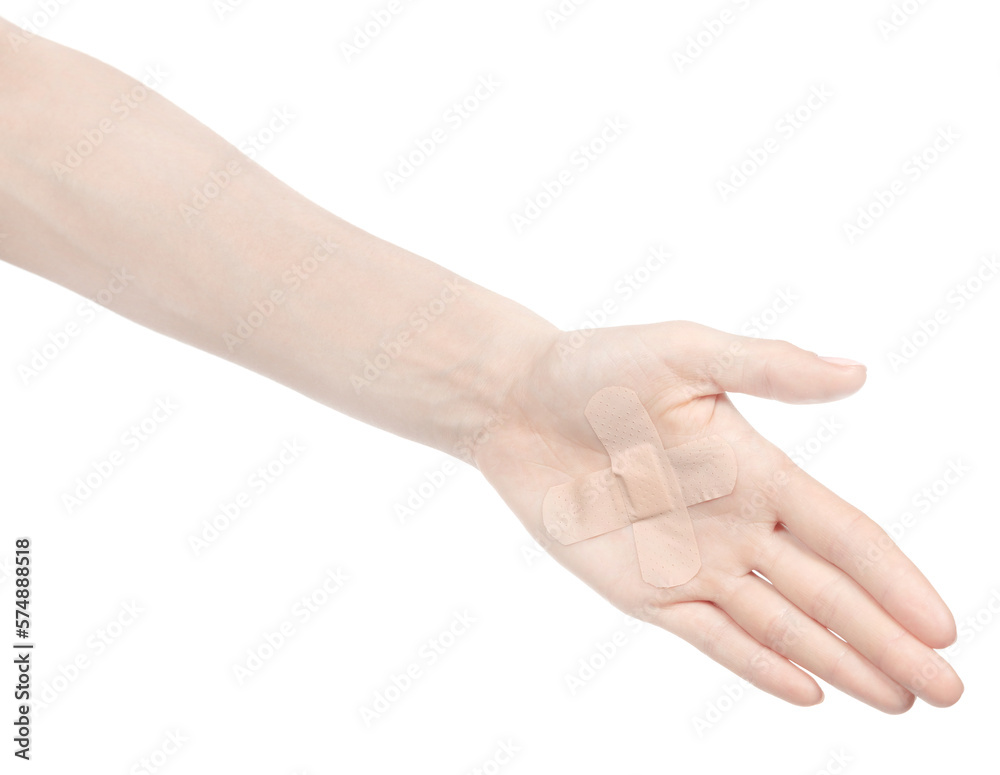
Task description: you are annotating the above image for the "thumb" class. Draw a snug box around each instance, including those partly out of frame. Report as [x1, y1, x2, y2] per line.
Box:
[651, 322, 867, 404]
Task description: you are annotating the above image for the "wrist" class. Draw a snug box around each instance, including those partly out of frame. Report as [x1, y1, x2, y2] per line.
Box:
[443, 291, 559, 467]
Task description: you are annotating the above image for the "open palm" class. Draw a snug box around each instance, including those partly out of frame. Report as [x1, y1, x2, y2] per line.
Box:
[473, 321, 962, 712]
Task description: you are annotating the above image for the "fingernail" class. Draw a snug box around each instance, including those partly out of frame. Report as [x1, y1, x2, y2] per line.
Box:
[819, 356, 865, 367]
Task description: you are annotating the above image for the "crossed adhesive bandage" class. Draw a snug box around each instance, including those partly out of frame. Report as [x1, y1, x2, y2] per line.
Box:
[542, 386, 738, 588]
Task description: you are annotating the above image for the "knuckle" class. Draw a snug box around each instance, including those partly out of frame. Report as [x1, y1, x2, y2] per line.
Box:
[810, 573, 848, 624]
[762, 606, 804, 654]
[744, 644, 779, 686]
[697, 617, 730, 662]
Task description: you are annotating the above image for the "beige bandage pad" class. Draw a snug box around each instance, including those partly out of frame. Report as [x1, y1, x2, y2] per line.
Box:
[542, 387, 737, 588]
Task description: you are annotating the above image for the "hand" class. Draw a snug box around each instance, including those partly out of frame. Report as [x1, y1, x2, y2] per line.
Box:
[473, 321, 962, 712]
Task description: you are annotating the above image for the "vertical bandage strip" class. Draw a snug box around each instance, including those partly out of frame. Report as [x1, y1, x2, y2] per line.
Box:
[542, 386, 737, 588]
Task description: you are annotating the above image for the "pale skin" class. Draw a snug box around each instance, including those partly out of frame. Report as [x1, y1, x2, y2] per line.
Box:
[0, 18, 962, 712]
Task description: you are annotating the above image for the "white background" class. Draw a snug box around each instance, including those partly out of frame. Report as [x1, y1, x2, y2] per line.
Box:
[1, 0, 998, 772]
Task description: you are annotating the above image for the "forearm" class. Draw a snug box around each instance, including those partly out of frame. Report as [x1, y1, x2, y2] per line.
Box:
[0, 21, 556, 458]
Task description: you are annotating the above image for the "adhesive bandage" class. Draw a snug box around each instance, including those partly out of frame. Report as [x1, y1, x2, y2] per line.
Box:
[542, 386, 738, 588]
